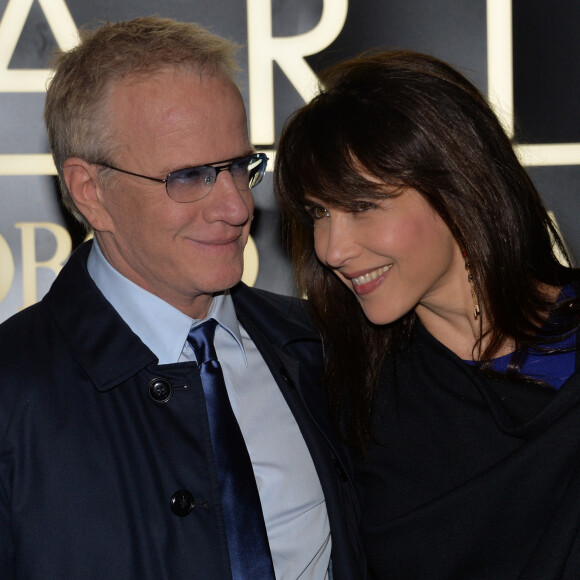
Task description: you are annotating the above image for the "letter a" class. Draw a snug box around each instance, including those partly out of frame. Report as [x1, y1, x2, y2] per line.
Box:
[0, 0, 78, 92]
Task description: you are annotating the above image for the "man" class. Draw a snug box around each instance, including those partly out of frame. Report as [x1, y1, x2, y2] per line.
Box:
[0, 17, 363, 579]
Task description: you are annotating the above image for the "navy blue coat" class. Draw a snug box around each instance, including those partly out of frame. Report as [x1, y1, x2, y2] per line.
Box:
[0, 242, 364, 579]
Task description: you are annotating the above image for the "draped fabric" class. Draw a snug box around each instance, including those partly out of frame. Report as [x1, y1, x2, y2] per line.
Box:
[357, 320, 580, 579]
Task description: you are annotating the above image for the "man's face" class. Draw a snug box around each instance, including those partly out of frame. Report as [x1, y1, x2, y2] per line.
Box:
[93, 69, 254, 318]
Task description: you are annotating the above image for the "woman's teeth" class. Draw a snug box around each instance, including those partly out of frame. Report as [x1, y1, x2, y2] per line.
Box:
[351, 265, 392, 286]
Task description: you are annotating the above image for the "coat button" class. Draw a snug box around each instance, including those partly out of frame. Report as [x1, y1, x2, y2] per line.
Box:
[279, 367, 295, 388]
[334, 458, 348, 482]
[170, 490, 195, 516]
[149, 378, 172, 403]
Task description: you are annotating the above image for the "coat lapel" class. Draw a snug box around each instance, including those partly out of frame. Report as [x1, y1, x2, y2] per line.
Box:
[231, 283, 348, 463]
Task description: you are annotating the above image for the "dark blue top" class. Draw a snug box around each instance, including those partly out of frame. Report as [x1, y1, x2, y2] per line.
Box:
[474, 285, 577, 389]
[489, 331, 576, 389]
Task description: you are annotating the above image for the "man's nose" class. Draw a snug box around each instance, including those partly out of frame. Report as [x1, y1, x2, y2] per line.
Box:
[203, 171, 253, 225]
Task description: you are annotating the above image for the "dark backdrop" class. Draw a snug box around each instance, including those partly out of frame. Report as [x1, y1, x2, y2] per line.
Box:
[0, 0, 578, 321]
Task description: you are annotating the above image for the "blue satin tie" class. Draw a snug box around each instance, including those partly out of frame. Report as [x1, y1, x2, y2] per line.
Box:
[188, 319, 275, 579]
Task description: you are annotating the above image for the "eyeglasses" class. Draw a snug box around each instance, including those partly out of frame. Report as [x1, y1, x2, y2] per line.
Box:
[97, 152, 268, 203]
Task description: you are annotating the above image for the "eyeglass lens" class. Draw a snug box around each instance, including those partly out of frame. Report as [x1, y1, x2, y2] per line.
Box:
[167, 154, 267, 202]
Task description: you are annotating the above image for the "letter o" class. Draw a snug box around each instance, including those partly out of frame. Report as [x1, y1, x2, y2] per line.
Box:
[0, 235, 15, 303]
[242, 234, 259, 287]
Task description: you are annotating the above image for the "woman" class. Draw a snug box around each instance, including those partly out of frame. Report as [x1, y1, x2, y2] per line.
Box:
[274, 50, 580, 579]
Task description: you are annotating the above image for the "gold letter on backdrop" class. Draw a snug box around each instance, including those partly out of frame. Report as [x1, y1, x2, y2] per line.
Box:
[247, 0, 348, 144]
[15, 222, 71, 308]
[0, 0, 77, 92]
[0, 235, 15, 304]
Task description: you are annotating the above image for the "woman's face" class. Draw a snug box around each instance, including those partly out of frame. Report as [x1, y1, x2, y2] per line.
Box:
[305, 182, 467, 326]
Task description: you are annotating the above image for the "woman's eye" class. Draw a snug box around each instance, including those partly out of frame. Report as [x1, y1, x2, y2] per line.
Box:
[306, 206, 329, 219]
[354, 201, 377, 213]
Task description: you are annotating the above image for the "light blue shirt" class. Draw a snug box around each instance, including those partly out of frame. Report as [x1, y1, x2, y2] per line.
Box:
[87, 240, 331, 579]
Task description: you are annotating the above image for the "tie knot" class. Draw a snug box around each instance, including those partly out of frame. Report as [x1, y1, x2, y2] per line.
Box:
[187, 318, 218, 365]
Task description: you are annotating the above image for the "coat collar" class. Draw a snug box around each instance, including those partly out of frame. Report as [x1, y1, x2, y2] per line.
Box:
[230, 282, 319, 347]
[43, 241, 159, 391]
[42, 241, 319, 392]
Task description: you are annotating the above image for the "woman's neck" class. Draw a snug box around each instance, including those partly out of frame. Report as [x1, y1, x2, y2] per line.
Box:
[415, 283, 562, 361]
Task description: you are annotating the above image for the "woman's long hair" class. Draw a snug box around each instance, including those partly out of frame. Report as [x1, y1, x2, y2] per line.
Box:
[274, 50, 580, 453]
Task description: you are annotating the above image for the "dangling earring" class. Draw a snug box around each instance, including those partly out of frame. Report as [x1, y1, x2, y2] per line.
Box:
[462, 249, 480, 320]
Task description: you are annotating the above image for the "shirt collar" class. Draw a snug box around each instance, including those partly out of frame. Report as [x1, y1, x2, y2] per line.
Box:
[198, 289, 247, 365]
[87, 239, 245, 365]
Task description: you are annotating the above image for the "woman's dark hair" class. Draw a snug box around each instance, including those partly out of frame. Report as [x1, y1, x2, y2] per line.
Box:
[274, 50, 580, 453]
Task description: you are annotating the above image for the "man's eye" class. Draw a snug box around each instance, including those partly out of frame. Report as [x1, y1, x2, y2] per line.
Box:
[306, 206, 329, 219]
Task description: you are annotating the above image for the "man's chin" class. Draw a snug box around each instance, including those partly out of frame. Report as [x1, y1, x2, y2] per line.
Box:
[205, 267, 245, 294]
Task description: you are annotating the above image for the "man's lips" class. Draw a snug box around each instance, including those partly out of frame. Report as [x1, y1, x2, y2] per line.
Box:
[185, 235, 245, 256]
[200, 238, 239, 245]
[190, 234, 242, 246]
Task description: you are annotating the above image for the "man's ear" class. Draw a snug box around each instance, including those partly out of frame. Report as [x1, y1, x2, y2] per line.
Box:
[62, 158, 113, 232]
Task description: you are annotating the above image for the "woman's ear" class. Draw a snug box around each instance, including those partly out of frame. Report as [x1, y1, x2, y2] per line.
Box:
[62, 158, 114, 232]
